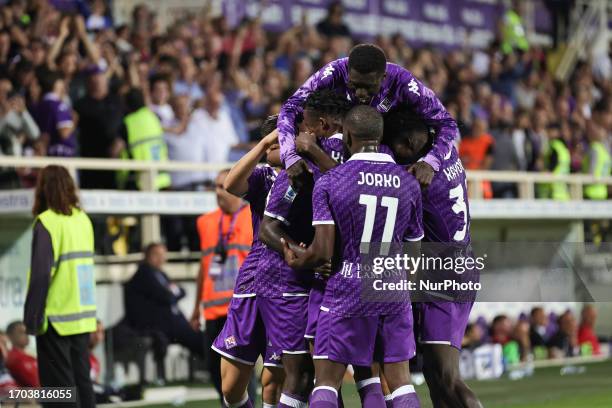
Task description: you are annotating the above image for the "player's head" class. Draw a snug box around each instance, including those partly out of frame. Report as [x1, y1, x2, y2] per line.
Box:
[384, 109, 433, 165]
[6, 321, 28, 349]
[348, 44, 387, 104]
[261, 114, 281, 167]
[342, 105, 383, 154]
[303, 89, 352, 138]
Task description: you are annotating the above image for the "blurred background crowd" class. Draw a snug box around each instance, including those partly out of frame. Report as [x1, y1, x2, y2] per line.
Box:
[0, 0, 609, 196]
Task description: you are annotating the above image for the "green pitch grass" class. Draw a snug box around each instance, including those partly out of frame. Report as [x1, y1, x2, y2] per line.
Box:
[147, 360, 612, 408]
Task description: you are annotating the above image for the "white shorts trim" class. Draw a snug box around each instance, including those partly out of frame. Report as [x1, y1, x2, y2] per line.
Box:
[420, 340, 452, 345]
[312, 355, 329, 359]
[211, 345, 255, 366]
[232, 293, 256, 298]
[282, 292, 309, 297]
[312, 220, 335, 225]
[304, 334, 314, 339]
[282, 349, 310, 354]
[263, 362, 283, 368]
[404, 234, 424, 242]
[320, 306, 330, 312]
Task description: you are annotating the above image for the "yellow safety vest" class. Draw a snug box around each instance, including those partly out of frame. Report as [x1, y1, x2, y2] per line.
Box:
[31, 208, 97, 336]
[119, 107, 171, 190]
[539, 139, 571, 200]
[502, 10, 529, 54]
[583, 141, 611, 200]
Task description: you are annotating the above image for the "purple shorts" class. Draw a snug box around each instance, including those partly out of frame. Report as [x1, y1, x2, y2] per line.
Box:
[414, 301, 473, 350]
[313, 307, 416, 366]
[212, 296, 283, 367]
[257, 295, 309, 355]
[304, 279, 326, 340]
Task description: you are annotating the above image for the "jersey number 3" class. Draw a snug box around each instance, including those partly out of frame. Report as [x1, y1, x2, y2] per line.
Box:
[449, 184, 467, 241]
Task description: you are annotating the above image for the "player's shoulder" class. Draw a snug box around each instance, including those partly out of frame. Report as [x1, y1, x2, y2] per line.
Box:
[386, 62, 413, 79]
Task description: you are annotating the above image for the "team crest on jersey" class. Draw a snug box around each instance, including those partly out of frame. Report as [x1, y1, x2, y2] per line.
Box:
[377, 97, 392, 112]
[283, 186, 297, 203]
[408, 79, 420, 96]
[321, 65, 335, 79]
[224, 336, 237, 349]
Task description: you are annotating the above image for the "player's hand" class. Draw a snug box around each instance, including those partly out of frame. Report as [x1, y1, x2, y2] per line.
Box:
[262, 129, 279, 147]
[281, 238, 299, 267]
[287, 158, 312, 190]
[408, 161, 434, 187]
[295, 131, 317, 155]
[314, 261, 332, 279]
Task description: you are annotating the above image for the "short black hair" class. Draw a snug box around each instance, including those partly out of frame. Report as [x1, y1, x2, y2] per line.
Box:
[125, 88, 145, 112]
[38, 69, 61, 94]
[304, 89, 352, 118]
[144, 242, 164, 258]
[383, 108, 432, 150]
[260, 114, 278, 138]
[344, 105, 383, 141]
[149, 73, 171, 88]
[6, 321, 22, 336]
[348, 44, 387, 75]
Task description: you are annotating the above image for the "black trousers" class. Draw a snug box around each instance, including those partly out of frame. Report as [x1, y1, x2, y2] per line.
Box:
[37, 324, 95, 408]
[205, 316, 227, 400]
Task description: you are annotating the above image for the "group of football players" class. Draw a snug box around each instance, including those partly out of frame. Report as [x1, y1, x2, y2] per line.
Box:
[210, 44, 482, 408]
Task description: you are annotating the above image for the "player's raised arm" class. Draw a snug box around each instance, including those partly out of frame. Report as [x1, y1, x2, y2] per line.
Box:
[278, 59, 346, 184]
[396, 68, 459, 184]
[224, 115, 279, 197]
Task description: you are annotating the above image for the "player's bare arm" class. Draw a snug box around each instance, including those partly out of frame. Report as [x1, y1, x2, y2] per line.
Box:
[281, 224, 335, 270]
[259, 215, 302, 255]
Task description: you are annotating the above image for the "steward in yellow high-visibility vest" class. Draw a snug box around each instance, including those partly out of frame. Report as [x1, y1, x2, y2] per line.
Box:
[583, 140, 611, 200]
[118, 88, 171, 190]
[539, 136, 571, 200]
[24, 165, 96, 408]
[501, 5, 529, 54]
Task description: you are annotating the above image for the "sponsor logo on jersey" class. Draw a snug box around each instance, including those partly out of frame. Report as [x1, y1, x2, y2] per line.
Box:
[224, 336, 237, 349]
[408, 79, 420, 96]
[321, 65, 335, 79]
[283, 186, 297, 203]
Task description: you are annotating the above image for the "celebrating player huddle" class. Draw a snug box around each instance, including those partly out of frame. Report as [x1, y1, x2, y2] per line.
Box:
[213, 44, 482, 408]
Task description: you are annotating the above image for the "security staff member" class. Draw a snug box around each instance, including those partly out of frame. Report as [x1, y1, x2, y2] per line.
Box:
[583, 126, 611, 200]
[192, 169, 252, 399]
[540, 123, 571, 200]
[24, 165, 96, 408]
[118, 88, 171, 190]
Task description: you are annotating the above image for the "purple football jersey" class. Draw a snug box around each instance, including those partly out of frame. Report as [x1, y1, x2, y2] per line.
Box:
[422, 147, 471, 244]
[233, 165, 277, 295]
[32, 93, 76, 157]
[256, 169, 316, 297]
[278, 58, 457, 171]
[312, 152, 424, 317]
[319, 133, 346, 163]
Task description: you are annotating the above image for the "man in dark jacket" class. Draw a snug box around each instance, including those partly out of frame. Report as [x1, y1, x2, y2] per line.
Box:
[124, 243, 204, 382]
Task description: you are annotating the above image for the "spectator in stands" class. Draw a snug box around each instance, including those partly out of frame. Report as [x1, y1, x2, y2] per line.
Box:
[460, 117, 495, 198]
[5, 321, 40, 387]
[74, 66, 124, 189]
[123, 243, 204, 384]
[578, 305, 601, 356]
[462, 323, 484, 350]
[31, 70, 76, 157]
[200, 87, 239, 183]
[174, 55, 204, 102]
[316, 1, 351, 38]
[513, 320, 531, 362]
[149, 74, 175, 128]
[490, 315, 512, 345]
[529, 307, 549, 349]
[85, 0, 113, 32]
[0, 78, 40, 188]
[547, 311, 579, 358]
[162, 94, 205, 251]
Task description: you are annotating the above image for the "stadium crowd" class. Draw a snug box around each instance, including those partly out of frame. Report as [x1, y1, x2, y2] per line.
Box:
[0, 0, 610, 197]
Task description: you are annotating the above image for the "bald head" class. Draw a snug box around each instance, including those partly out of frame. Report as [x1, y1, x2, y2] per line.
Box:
[344, 105, 383, 141]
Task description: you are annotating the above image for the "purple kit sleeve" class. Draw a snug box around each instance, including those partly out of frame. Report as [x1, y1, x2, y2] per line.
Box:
[244, 166, 266, 203]
[278, 59, 347, 169]
[263, 171, 294, 225]
[311, 176, 334, 225]
[403, 179, 424, 242]
[395, 68, 458, 171]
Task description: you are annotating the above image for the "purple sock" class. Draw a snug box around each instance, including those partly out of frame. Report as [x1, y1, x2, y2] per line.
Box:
[224, 394, 253, 408]
[385, 395, 394, 408]
[279, 392, 308, 408]
[356, 378, 386, 407]
[310, 386, 338, 408]
[391, 385, 420, 408]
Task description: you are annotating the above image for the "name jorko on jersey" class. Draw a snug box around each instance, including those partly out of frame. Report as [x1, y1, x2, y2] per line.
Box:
[357, 172, 401, 188]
